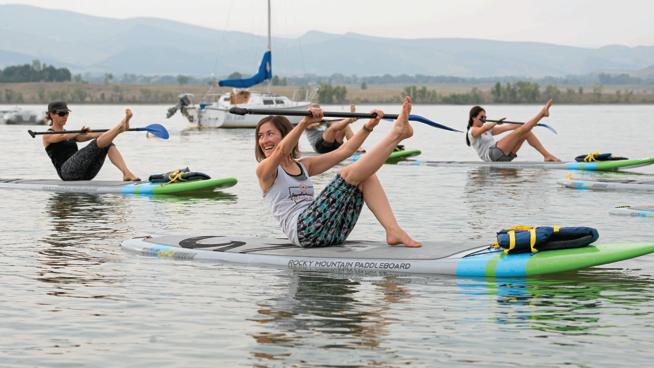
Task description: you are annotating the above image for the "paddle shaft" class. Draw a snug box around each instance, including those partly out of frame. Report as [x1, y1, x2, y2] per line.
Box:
[484, 118, 556, 134]
[484, 118, 527, 125]
[28, 128, 144, 138]
[230, 107, 399, 120]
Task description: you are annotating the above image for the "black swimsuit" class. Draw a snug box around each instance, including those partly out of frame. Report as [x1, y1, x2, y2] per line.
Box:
[45, 135, 112, 181]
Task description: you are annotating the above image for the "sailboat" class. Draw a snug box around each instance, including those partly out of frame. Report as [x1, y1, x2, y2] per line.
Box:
[168, 0, 310, 128]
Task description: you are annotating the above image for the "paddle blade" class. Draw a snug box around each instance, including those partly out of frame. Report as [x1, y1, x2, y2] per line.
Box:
[137, 123, 170, 139]
[384, 114, 462, 133]
[408, 114, 463, 133]
[538, 123, 558, 135]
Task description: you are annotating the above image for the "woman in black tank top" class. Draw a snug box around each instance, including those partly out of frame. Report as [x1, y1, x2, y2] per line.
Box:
[42, 101, 140, 181]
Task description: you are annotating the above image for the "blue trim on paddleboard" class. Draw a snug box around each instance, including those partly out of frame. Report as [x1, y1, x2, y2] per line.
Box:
[494, 253, 531, 277]
[121, 183, 154, 194]
[147, 244, 178, 256]
[566, 162, 598, 171]
[456, 251, 530, 277]
[456, 252, 497, 276]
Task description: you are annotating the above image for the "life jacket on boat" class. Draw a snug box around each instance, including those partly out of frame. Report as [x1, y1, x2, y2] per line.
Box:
[148, 167, 211, 183]
[575, 152, 628, 162]
[493, 225, 599, 254]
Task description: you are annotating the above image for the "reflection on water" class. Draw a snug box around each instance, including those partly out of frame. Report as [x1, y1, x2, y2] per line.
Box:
[249, 272, 413, 365]
[147, 191, 238, 202]
[37, 193, 130, 297]
[463, 167, 553, 240]
[458, 270, 654, 335]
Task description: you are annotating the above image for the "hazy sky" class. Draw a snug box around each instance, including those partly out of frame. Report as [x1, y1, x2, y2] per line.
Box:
[1, 0, 652, 47]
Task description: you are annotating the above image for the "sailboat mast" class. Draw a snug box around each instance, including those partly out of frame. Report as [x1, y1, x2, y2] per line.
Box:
[266, 0, 272, 93]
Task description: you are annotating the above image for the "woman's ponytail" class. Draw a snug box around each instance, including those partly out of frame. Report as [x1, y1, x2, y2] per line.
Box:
[466, 106, 485, 146]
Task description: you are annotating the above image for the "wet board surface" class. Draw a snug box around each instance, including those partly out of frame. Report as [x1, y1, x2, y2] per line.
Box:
[610, 206, 654, 218]
[559, 178, 654, 192]
[121, 234, 654, 277]
[0, 177, 237, 195]
[400, 157, 654, 171]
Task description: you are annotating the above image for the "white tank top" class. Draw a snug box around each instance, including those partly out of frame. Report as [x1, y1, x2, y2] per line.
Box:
[263, 161, 314, 245]
[468, 129, 495, 162]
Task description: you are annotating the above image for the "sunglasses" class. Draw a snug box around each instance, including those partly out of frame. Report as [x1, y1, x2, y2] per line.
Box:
[55, 111, 69, 117]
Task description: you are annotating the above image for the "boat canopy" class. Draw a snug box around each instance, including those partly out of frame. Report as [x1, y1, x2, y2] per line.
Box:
[219, 51, 272, 88]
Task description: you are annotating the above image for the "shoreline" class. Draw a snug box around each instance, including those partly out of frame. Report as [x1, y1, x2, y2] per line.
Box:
[1, 82, 653, 105]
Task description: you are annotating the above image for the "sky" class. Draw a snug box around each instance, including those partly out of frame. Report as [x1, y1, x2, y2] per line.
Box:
[1, 0, 652, 47]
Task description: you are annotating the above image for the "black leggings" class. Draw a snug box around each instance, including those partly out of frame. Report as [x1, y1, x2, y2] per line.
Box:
[59, 140, 112, 181]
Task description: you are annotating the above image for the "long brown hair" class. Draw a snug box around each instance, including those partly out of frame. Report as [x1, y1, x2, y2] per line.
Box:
[45, 112, 54, 126]
[254, 115, 300, 162]
[466, 106, 485, 146]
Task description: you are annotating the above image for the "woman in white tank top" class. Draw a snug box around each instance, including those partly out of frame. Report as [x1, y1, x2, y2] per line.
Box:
[466, 99, 560, 162]
[255, 97, 421, 248]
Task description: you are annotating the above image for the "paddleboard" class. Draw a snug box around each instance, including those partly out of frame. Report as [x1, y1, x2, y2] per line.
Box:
[0, 177, 237, 195]
[558, 177, 654, 192]
[120, 235, 654, 277]
[303, 149, 421, 164]
[400, 157, 654, 171]
[610, 206, 654, 218]
[352, 149, 422, 164]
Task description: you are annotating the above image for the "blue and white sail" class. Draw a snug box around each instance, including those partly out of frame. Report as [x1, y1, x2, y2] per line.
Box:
[218, 51, 272, 89]
[170, 0, 310, 128]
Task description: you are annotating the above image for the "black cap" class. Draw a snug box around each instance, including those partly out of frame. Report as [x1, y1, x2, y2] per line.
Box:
[47, 101, 71, 113]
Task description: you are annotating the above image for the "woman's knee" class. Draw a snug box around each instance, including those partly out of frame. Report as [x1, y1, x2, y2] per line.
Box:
[339, 166, 360, 186]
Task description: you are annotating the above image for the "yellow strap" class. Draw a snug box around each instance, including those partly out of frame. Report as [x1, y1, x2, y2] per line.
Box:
[529, 227, 538, 253]
[553, 226, 560, 232]
[167, 170, 185, 184]
[584, 151, 600, 162]
[504, 225, 533, 231]
[505, 230, 516, 254]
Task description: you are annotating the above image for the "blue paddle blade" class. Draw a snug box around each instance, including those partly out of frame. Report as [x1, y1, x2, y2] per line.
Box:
[384, 114, 462, 133]
[138, 123, 169, 139]
[408, 114, 463, 132]
[537, 123, 557, 135]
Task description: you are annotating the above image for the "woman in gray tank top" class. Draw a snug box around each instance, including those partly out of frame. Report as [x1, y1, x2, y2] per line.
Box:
[256, 96, 421, 248]
[465, 99, 560, 162]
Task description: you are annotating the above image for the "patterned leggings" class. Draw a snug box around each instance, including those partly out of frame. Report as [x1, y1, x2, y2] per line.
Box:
[296, 174, 364, 248]
[59, 140, 112, 181]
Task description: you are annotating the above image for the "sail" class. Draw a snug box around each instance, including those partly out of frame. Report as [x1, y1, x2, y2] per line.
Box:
[219, 51, 272, 88]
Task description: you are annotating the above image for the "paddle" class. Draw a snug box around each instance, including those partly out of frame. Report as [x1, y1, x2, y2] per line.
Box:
[28, 123, 170, 140]
[229, 107, 463, 133]
[482, 118, 557, 135]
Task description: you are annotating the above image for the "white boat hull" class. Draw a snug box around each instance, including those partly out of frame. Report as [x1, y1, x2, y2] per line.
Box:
[198, 103, 310, 128]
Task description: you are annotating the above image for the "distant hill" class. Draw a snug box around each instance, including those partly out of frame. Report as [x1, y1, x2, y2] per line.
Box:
[632, 64, 654, 78]
[1, 4, 654, 78]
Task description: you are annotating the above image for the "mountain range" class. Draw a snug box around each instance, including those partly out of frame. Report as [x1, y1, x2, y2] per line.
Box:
[0, 4, 653, 78]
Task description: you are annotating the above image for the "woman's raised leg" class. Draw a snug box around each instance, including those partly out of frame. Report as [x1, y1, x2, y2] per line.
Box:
[496, 99, 553, 155]
[96, 108, 132, 148]
[340, 96, 414, 186]
[322, 118, 351, 143]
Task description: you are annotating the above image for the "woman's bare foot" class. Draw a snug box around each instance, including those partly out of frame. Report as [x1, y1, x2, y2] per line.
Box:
[392, 96, 414, 141]
[544, 155, 561, 162]
[123, 171, 141, 181]
[386, 227, 422, 248]
[540, 99, 553, 118]
[120, 108, 133, 132]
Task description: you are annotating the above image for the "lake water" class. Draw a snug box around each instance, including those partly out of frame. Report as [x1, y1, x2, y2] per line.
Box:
[1, 103, 653, 367]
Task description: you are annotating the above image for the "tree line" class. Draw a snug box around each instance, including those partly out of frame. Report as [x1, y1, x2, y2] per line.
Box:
[0, 60, 72, 83]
